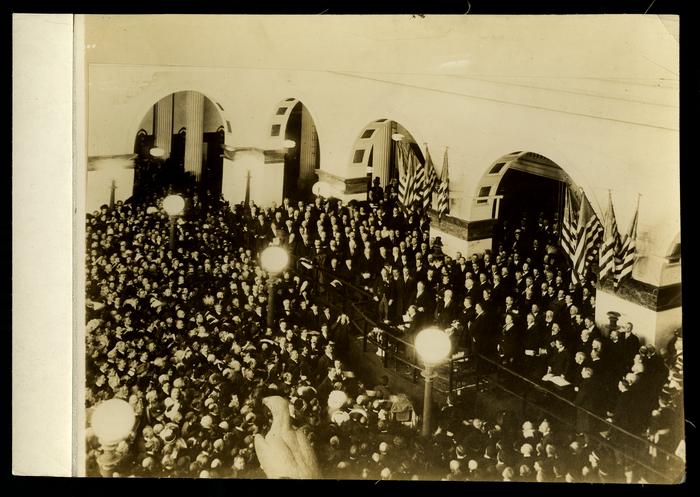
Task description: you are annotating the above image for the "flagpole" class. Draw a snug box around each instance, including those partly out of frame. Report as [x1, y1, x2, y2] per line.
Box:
[559, 185, 567, 248]
[424, 141, 429, 216]
[439, 145, 442, 228]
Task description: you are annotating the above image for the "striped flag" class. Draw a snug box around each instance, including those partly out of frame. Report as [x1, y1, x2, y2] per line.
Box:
[397, 141, 416, 209]
[437, 148, 450, 219]
[571, 191, 604, 285]
[397, 141, 409, 206]
[598, 190, 620, 283]
[615, 197, 639, 288]
[414, 149, 426, 211]
[406, 150, 418, 209]
[424, 145, 438, 192]
[423, 145, 438, 211]
[561, 187, 577, 262]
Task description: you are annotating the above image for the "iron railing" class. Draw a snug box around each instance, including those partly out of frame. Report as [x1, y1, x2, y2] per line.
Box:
[284, 254, 685, 483]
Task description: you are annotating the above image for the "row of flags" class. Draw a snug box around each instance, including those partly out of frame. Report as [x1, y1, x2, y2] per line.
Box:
[396, 142, 450, 219]
[392, 142, 640, 288]
[562, 187, 639, 289]
[600, 191, 640, 289]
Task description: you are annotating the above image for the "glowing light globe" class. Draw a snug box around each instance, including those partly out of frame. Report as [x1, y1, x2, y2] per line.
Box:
[328, 390, 348, 411]
[149, 147, 165, 157]
[311, 181, 330, 197]
[91, 398, 136, 446]
[391, 133, 405, 142]
[260, 245, 289, 274]
[415, 327, 452, 365]
[163, 194, 185, 216]
[283, 139, 296, 149]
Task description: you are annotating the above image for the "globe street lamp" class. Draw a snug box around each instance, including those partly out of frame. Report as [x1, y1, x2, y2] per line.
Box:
[260, 245, 290, 329]
[90, 398, 137, 477]
[311, 181, 330, 198]
[414, 327, 452, 437]
[163, 194, 185, 251]
[149, 147, 166, 158]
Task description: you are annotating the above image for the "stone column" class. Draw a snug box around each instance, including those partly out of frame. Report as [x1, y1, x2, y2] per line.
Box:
[373, 121, 392, 188]
[154, 95, 173, 158]
[298, 106, 319, 189]
[183, 91, 204, 180]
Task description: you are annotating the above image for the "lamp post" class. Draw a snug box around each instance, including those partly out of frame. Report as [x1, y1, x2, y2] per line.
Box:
[163, 194, 185, 251]
[222, 141, 296, 205]
[311, 180, 329, 199]
[414, 327, 452, 437]
[312, 181, 342, 201]
[109, 179, 117, 209]
[260, 245, 290, 329]
[90, 398, 136, 477]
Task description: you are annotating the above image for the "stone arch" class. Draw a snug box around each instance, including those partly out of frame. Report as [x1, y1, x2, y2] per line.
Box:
[348, 119, 425, 196]
[464, 150, 593, 258]
[128, 85, 234, 155]
[267, 98, 321, 200]
[469, 151, 579, 223]
[131, 89, 230, 196]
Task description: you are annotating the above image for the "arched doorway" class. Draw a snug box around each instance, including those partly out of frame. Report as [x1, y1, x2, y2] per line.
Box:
[269, 98, 320, 202]
[132, 91, 225, 198]
[350, 119, 425, 200]
[471, 151, 576, 253]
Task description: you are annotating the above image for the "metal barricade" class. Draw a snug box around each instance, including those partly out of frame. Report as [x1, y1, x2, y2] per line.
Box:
[470, 353, 685, 484]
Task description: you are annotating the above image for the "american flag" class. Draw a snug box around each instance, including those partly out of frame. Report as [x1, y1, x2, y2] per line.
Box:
[423, 145, 438, 210]
[414, 149, 426, 212]
[598, 190, 620, 283]
[561, 187, 577, 261]
[615, 197, 639, 288]
[397, 141, 416, 209]
[437, 148, 450, 219]
[571, 190, 603, 285]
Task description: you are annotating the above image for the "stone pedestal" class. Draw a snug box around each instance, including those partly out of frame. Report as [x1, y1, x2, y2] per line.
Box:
[595, 278, 681, 349]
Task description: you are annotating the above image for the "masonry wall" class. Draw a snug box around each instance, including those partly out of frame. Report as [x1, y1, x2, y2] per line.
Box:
[86, 63, 679, 291]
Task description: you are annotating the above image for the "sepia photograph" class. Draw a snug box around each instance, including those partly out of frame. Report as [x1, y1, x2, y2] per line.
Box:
[76, 14, 683, 481]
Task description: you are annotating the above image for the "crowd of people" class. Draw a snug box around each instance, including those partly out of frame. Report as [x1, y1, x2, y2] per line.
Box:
[84, 175, 684, 481]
